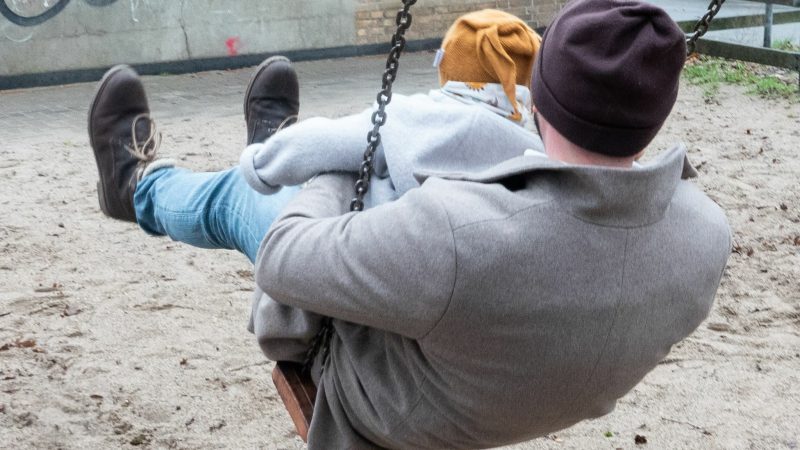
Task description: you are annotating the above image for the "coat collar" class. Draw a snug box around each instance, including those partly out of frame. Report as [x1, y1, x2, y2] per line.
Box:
[415, 145, 698, 227]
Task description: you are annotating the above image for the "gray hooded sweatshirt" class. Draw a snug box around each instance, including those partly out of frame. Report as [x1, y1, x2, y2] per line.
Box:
[250, 145, 731, 449]
[239, 92, 544, 208]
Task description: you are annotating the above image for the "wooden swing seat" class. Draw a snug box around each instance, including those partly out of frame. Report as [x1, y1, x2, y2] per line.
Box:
[272, 361, 317, 442]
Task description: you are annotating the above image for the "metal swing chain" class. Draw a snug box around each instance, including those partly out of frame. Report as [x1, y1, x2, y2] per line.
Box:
[300, 0, 418, 374]
[351, 0, 418, 212]
[686, 0, 726, 55]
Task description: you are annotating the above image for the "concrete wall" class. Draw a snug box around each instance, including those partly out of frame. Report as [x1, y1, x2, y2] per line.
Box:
[0, 0, 567, 83]
[0, 0, 357, 76]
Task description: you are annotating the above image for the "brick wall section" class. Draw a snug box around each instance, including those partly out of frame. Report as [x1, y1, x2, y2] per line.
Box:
[355, 0, 567, 45]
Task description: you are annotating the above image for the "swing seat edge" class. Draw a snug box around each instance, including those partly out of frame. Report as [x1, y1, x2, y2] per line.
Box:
[272, 361, 317, 443]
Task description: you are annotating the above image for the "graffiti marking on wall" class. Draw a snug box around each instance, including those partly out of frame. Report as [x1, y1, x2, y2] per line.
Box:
[225, 36, 241, 56]
[0, 0, 119, 27]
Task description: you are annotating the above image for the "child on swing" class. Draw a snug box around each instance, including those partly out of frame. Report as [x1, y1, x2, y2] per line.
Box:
[237, 9, 543, 209]
[90, 9, 544, 265]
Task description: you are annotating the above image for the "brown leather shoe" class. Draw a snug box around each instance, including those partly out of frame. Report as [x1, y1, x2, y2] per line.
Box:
[88, 65, 161, 222]
[244, 56, 300, 145]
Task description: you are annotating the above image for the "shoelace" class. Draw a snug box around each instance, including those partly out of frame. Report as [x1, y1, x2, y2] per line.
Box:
[259, 114, 298, 135]
[124, 113, 161, 166]
[275, 114, 298, 132]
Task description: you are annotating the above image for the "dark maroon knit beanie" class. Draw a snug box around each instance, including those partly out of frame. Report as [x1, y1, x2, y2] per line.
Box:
[531, 0, 686, 157]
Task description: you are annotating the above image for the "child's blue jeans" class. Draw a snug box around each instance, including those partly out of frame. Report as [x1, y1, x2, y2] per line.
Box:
[134, 167, 300, 263]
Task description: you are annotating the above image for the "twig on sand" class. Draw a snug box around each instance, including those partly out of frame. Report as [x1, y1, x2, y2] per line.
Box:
[228, 361, 269, 372]
[662, 417, 713, 435]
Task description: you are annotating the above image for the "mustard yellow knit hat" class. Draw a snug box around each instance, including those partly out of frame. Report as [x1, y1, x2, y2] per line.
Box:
[438, 9, 542, 118]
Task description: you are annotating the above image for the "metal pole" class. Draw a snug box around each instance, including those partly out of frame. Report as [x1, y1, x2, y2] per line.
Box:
[763, 1, 773, 48]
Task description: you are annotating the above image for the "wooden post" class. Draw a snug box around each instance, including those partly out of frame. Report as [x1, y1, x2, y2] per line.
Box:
[763, 1, 774, 48]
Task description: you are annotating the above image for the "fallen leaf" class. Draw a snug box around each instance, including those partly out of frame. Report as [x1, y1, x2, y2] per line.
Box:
[129, 433, 149, 446]
[708, 322, 732, 333]
[34, 283, 62, 293]
[61, 305, 81, 317]
[209, 420, 226, 432]
[731, 243, 755, 256]
[15, 339, 36, 348]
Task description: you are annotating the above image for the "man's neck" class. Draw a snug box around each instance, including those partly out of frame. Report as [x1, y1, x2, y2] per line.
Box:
[545, 143, 636, 168]
[535, 112, 640, 168]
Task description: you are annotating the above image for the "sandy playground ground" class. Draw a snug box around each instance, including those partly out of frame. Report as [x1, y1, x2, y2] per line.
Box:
[0, 52, 798, 449]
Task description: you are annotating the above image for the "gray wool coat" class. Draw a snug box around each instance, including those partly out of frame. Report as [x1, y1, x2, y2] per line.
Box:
[249, 145, 731, 449]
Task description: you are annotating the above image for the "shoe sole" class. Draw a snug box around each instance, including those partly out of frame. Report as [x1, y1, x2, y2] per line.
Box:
[88, 65, 133, 219]
[243, 55, 292, 124]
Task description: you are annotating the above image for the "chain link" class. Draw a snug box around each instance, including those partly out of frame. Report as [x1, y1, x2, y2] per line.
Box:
[350, 0, 416, 212]
[301, 0, 417, 374]
[686, 0, 726, 55]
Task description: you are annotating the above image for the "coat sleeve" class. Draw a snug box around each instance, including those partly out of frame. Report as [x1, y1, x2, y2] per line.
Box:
[254, 173, 457, 339]
[239, 110, 373, 195]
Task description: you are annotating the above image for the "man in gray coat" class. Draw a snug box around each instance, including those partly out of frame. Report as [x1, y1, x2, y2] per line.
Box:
[253, 1, 731, 448]
[88, 0, 731, 448]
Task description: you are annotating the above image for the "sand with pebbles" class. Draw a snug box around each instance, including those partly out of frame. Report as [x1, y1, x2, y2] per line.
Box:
[0, 53, 798, 449]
